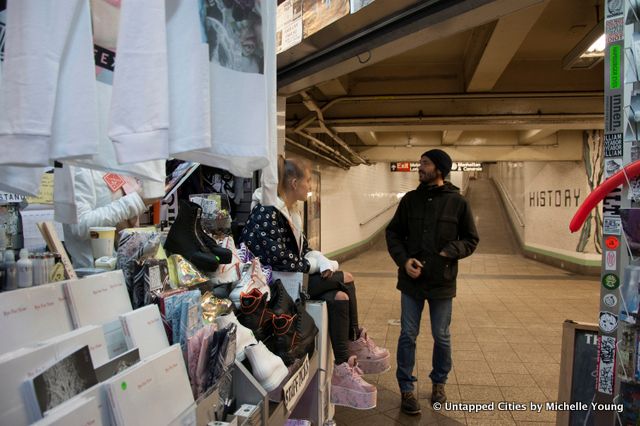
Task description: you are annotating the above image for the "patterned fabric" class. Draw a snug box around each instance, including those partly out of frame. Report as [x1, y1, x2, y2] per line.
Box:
[240, 204, 311, 273]
[130, 258, 170, 309]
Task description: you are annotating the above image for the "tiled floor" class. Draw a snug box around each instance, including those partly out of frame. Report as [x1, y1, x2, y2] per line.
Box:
[332, 180, 601, 425]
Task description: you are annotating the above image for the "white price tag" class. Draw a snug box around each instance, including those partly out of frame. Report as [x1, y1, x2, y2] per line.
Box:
[148, 265, 162, 292]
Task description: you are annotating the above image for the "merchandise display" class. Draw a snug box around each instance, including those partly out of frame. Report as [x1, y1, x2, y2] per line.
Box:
[105, 345, 194, 426]
[245, 341, 289, 392]
[31, 396, 103, 426]
[215, 311, 257, 361]
[119, 305, 169, 360]
[0, 0, 345, 420]
[0, 326, 109, 426]
[64, 270, 132, 327]
[0, 281, 74, 356]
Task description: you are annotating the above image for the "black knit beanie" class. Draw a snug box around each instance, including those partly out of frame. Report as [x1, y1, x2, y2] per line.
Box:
[421, 149, 452, 177]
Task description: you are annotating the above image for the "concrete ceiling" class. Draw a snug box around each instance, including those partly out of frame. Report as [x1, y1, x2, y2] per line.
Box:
[279, 0, 604, 165]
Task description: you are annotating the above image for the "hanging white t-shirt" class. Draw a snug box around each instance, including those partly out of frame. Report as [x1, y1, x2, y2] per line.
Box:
[176, 0, 275, 178]
[109, 0, 170, 164]
[0, 0, 98, 167]
[165, 0, 212, 157]
[66, 0, 165, 183]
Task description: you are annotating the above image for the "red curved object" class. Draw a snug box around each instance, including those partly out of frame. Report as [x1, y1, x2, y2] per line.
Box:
[570, 159, 640, 233]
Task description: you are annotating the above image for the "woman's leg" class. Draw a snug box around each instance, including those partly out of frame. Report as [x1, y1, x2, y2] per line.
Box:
[316, 289, 351, 364]
[341, 271, 360, 340]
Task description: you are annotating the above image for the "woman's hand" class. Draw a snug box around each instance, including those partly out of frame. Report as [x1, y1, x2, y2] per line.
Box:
[321, 269, 334, 279]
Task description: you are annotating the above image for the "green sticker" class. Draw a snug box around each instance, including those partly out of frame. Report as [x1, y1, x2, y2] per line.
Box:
[602, 273, 620, 290]
[610, 45, 621, 89]
[121, 382, 127, 391]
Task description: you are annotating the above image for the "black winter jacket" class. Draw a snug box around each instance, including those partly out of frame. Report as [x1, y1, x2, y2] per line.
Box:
[386, 182, 479, 299]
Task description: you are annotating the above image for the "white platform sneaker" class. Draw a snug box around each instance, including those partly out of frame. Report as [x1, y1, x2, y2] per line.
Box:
[245, 341, 289, 392]
[215, 311, 257, 361]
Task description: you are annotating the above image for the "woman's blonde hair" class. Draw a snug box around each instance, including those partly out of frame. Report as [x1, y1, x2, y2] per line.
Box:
[277, 155, 309, 195]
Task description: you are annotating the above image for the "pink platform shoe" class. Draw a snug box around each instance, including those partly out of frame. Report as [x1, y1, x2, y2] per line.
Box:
[347, 327, 390, 374]
[331, 356, 377, 410]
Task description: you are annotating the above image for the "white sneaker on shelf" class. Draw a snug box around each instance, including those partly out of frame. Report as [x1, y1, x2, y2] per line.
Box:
[229, 258, 270, 308]
[245, 341, 289, 392]
[215, 311, 257, 361]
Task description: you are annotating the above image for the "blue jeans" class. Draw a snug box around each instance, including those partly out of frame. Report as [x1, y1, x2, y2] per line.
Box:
[396, 292, 452, 392]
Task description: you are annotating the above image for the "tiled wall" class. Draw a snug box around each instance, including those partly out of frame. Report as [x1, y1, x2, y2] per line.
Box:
[489, 161, 599, 256]
[319, 163, 417, 255]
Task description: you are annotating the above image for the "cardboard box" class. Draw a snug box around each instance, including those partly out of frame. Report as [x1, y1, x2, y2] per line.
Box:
[119, 305, 169, 359]
[0, 281, 74, 355]
[65, 270, 132, 327]
[0, 326, 109, 426]
[106, 345, 194, 425]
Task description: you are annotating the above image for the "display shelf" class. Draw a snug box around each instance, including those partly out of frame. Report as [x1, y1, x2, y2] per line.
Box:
[267, 351, 318, 426]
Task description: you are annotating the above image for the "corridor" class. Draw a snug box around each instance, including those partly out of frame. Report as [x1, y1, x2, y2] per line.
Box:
[333, 179, 600, 425]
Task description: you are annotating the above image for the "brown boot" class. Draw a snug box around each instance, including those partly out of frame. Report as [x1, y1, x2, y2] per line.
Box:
[400, 391, 421, 415]
[431, 383, 446, 405]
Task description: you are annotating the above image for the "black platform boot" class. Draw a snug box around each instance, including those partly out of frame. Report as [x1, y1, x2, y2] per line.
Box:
[165, 200, 225, 272]
[237, 288, 274, 341]
[269, 279, 296, 317]
[272, 301, 318, 366]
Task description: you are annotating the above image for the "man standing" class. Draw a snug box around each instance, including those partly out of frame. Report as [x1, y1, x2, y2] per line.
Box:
[386, 149, 479, 415]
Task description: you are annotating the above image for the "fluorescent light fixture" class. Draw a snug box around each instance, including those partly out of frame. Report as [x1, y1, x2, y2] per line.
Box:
[562, 20, 605, 70]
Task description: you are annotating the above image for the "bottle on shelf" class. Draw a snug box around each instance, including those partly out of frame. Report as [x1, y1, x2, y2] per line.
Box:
[4, 250, 17, 291]
[0, 227, 6, 291]
[17, 248, 33, 288]
[33, 254, 44, 286]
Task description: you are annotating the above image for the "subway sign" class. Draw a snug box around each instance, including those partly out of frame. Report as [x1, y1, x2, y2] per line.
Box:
[390, 162, 483, 172]
[452, 162, 483, 171]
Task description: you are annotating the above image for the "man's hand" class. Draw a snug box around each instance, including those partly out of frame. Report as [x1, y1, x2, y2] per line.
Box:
[404, 258, 423, 279]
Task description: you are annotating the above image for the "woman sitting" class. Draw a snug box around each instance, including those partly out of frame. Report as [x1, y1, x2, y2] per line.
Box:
[240, 156, 389, 410]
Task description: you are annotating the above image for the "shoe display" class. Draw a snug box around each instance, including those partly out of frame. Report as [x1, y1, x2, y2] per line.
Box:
[269, 279, 295, 316]
[214, 312, 257, 361]
[229, 258, 270, 307]
[400, 391, 421, 415]
[431, 383, 447, 405]
[245, 341, 289, 392]
[272, 301, 318, 366]
[237, 288, 274, 341]
[330, 356, 377, 410]
[347, 327, 390, 374]
[164, 200, 223, 272]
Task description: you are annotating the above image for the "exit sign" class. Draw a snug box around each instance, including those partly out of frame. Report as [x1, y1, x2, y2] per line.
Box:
[390, 162, 419, 172]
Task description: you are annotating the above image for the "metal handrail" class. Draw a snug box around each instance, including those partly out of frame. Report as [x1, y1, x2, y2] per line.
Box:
[359, 201, 400, 226]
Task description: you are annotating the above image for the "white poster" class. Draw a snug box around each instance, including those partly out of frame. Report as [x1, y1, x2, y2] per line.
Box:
[277, 0, 302, 53]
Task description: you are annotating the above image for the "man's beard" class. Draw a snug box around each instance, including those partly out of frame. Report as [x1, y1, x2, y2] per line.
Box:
[419, 170, 438, 184]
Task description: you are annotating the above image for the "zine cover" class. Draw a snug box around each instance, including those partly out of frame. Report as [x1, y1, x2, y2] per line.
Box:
[95, 348, 140, 382]
[30, 346, 98, 416]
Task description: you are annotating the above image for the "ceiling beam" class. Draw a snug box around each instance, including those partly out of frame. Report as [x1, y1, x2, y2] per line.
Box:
[316, 77, 349, 97]
[278, 0, 547, 95]
[466, 0, 550, 92]
[295, 114, 604, 133]
[518, 128, 558, 144]
[442, 130, 463, 145]
[355, 131, 379, 146]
